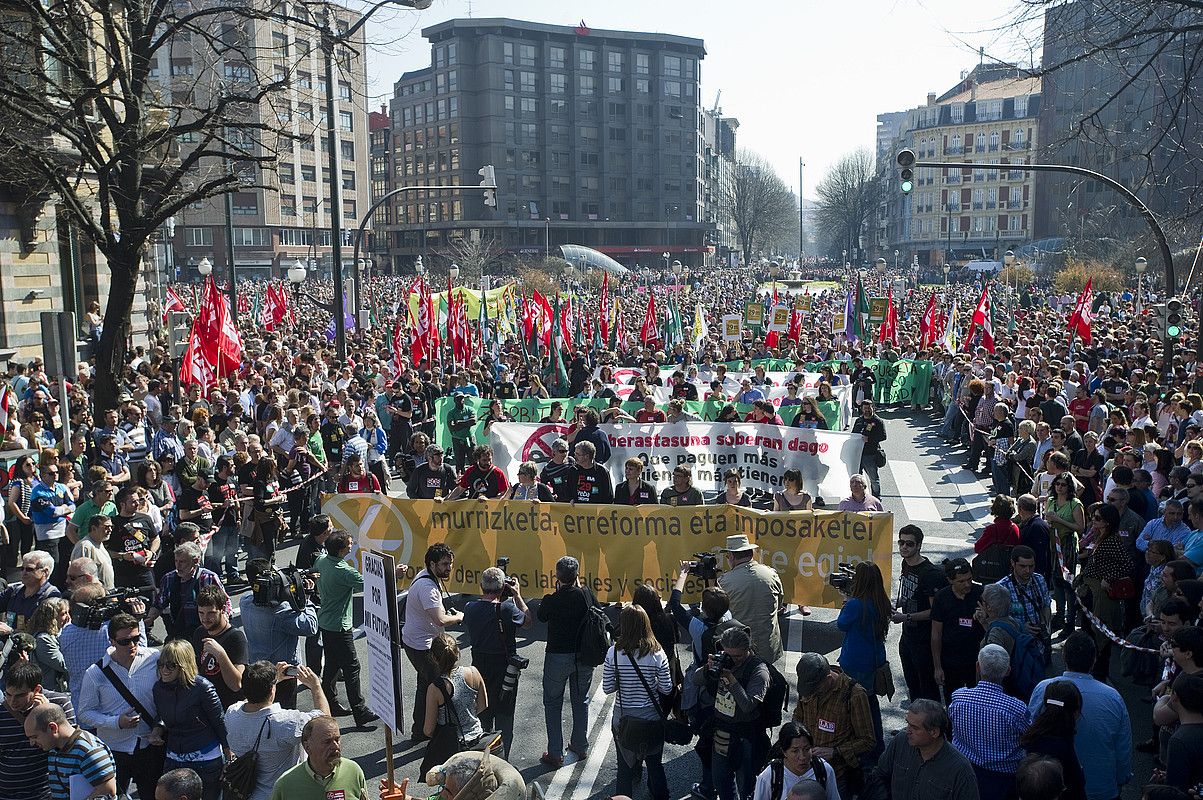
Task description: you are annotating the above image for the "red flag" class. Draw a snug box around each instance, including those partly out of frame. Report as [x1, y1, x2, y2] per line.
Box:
[179, 326, 216, 389]
[918, 292, 938, 349]
[640, 291, 658, 345]
[391, 320, 406, 377]
[963, 285, 995, 353]
[878, 286, 899, 346]
[787, 309, 802, 344]
[1067, 279, 1094, 344]
[196, 276, 242, 376]
[599, 273, 610, 345]
[0, 385, 13, 433]
[532, 291, 554, 349]
[559, 296, 575, 350]
[237, 293, 250, 315]
[162, 286, 186, 322]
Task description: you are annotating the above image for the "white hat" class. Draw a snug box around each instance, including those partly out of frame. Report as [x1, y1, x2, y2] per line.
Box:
[721, 534, 758, 553]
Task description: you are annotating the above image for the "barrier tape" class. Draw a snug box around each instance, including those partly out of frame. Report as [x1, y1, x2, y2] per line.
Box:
[280, 469, 326, 496]
[1053, 536, 1159, 654]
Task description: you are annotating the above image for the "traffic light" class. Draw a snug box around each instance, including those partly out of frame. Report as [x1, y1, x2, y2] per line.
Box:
[478, 165, 497, 208]
[896, 148, 916, 194]
[1166, 296, 1184, 338]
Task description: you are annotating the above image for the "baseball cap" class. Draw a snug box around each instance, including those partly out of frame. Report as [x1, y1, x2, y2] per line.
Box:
[795, 652, 831, 698]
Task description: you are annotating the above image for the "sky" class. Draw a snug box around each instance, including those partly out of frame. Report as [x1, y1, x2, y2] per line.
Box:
[361, 0, 1042, 201]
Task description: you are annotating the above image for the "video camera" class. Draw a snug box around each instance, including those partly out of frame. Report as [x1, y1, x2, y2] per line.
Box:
[828, 562, 856, 593]
[252, 565, 319, 611]
[686, 552, 722, 582]
[77, 587, 146, 631]
[496, 557, 519, 599]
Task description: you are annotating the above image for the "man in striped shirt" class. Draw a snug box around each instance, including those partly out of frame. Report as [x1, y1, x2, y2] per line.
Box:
[25, 702, 117, 800]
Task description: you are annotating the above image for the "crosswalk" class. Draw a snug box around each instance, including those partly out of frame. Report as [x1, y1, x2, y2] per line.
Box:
[881, 459, 992, 558]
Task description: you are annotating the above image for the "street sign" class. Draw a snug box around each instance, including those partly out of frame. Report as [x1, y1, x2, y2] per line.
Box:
[361, 550, 403, 737]
[40, 311, 78, 378]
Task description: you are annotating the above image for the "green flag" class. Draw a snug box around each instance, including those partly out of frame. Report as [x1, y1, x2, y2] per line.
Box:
[853, 277, 869, 340]
[551, 294, 569, 393]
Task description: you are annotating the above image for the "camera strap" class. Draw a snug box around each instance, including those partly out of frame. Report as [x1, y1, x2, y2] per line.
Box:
[97, 658, 159, 733]
[493, 602, 511, 658]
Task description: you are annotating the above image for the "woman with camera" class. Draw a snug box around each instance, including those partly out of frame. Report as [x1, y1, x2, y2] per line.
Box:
[835, 562, 891, 756]
[603, 604, 673, 800]
[751, 722, 839, 800]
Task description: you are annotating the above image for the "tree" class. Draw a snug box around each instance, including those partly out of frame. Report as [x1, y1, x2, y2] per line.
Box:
[722, 149, 798, 267]
[435, 231, 502, 286]
[0, 0, 405, 411]
[1053, 257, 1125, 294]
[814, 148, 881, 263]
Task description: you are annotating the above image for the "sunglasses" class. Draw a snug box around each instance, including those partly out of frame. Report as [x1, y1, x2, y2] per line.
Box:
[113, 636, 140, 646]
[158, 662, 179, 671]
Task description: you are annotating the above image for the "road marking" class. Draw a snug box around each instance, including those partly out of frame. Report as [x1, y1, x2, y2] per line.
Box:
[572, 698, 616, 800]
[544, 680, 610, 800]
[942, 467, 993, 521]
[921, 535, 973, 551]
[889, 460, 942, 522]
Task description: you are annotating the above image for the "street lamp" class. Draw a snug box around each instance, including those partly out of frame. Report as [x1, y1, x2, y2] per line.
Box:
[894, 249, 899, 271]
[287, 259, 337, 317]
[415, 255, 424, 276]
[450, 263, 460, 282]
[1135, 255, 1148, 313]
[197, 258, 212, 278]
[842, 249, 848, 269]
[318, 0, 431, 361]
[662, 252, 670, 271]
[943, 263, 950, 287]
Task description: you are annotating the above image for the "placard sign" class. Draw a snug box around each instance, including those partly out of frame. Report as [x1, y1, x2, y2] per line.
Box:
[361, 549, 403, 736]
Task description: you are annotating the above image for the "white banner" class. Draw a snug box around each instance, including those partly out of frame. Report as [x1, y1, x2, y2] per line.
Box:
[488, 422, 864, 502]
[598, 379, 852, 430]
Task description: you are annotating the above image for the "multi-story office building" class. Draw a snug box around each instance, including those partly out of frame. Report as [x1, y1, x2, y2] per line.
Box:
[1036, 0, 1203, 243]
[878, 64, 1042, 267]
[377, 18, 714, 272]
[699, 108, 739, 264]
[166, 6, 371, 281]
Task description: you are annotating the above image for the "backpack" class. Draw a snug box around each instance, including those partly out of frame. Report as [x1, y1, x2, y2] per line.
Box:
[971, 544, 1013, 584]
[769, 756, 828, 800]
[759, 659, 790, 728]
[989, 618, 1045, 701]
[575, 587, 612, 667]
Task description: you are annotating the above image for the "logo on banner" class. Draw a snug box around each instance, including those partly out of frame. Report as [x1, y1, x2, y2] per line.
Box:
[520, 423, 572, 465]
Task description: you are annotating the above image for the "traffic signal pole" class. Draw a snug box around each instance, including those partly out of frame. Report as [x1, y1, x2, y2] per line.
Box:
[896, 150, 1179, 360]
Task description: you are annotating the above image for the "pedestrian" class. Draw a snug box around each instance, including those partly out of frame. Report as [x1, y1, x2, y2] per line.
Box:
[269, 716, 367, 800]
[835, 561, 891, 755]
[865, 699, 979, 800]
[537, 556, 596, 767]
[463, 565, 530, 758]
[0, 659, 78, 800]
[403, 543, 463, 741]
[930, 557, 984, 697]
[1165, 671, 1203, 791]
[751, 722, 839, 800]
[313, 530, 378, 727]
[418, 632, 490, 775]
[1020, 680, 1087, 800]
[792, 652, 875, 799]
[25, 702, 117, 800]
[239, 558, 320, 710]
[699, 625, 772, 800]
[852, 401, 886, 497]
[948, 645, 1028, 800]
[892, 524, 948, 702]
[718, 534, 784, 664]
[150, 639, 227, 800]
[1078, 503, 1135, 679]
[156, 768, 204, 800]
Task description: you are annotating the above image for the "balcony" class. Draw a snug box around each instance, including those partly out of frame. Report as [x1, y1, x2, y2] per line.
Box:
[1006, 141, 1029, 151]
[946, 175, 962, 184]
[1008, 170, 1025, 181]
[972, 202, 984, 210]
[946, 146, 964, 155]
[1007, 199, 1023, 210]
[989, 144, 999, 152]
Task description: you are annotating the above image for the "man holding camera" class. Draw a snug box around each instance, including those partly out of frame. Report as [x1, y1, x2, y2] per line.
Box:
[464, 565, 532, 758]
[402, 543, 463, 741]
[718, 535, 784, 664]
[79, 612, 164, 800]
[240, 558, 320, 710]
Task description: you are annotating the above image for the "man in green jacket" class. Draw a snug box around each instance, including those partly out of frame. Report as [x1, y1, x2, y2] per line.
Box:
[314, 530, 378, 727]
[269, 716, 367, 800]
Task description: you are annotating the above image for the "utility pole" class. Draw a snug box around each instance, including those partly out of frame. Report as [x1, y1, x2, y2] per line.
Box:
[798, 157, 805, 260]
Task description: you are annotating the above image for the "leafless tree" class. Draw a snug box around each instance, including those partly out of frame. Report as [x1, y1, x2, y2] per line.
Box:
[0, 0, 402, 410]
[814, 148, 882, 263]
[434, 231, 503, 286]
[722, 149, 798, 267]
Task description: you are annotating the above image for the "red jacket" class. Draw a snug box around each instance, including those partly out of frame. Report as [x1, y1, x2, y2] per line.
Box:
[976, 517, 1021, 553]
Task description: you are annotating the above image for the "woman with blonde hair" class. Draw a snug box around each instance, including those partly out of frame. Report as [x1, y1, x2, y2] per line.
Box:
[28, 596, 70, 690]
[603, 604, 672, 800]
[420, 632, 489, 775]
[151, 639, 228, 800]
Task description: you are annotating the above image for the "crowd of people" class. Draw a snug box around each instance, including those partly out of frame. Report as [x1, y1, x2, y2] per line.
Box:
[0, 256, 1199, 800]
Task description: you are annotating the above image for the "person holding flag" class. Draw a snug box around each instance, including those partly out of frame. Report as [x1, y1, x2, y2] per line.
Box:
[1067, 278, 1094, 346]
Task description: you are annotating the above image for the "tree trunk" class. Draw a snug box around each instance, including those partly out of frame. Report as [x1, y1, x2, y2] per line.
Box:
[93, 248, 141, 414]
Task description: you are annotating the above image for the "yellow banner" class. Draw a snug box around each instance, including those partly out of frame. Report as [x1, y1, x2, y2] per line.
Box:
[323, 496, 893, 607]
[406, 283, 515, 323]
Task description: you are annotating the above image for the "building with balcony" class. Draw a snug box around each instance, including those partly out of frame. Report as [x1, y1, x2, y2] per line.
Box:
[375, 18, 713, 272]
[877, 64, 1042, 267]
[166, 5, 371, 282]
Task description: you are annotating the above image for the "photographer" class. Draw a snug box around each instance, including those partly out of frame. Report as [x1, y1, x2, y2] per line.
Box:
[59, 582, 146, 710]
[402, 543, 463, 741]
[240, 558, 319, 710]
[691, 625, 770, 800]
[294, 515, 331, 676]
[834, 562, 891, 757]
[537, 555, 598, 767]
[718, 535, 784, 664]
[464, 565, 532, 758]
[79, 612, 164, 800]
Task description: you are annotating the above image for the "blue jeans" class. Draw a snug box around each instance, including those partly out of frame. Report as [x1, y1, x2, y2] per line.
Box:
[164, 755, 224, 800]
[542, 652, 593, 757]
[204, 523, 240, 579]
[991, 462, 1012, 497]
[711, 726, 768, 800]
[941, 402, 959, 437]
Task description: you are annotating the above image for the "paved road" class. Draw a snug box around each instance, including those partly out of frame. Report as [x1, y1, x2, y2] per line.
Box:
[237, 409, 1155, 799]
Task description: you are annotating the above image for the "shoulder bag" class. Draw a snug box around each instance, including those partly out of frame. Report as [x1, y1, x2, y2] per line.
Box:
[221, 716, 270, 800]
[97, 659, 165, 770]
[613, 648, 667, 766]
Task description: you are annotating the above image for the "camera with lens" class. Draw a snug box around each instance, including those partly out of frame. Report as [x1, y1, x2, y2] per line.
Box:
[499, 653, 530, 706]
[828, 562, 856, 593]
[706, 651, 734, 683]
[496, 557, 519, 598]
[252, 565, 319, 611]
[686, 552, 721, 582]
[78, 587, 146, 630]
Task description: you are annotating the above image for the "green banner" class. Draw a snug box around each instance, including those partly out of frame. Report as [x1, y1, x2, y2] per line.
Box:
[431, 396, 841, 449]
[717, 358, 798, 372]
[803, 358, 933, 406]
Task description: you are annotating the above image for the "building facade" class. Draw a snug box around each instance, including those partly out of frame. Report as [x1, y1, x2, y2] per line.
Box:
[166, 5, 371, 282]
[376, 18, 714, 272]
[877, 64, 1042, 267]
[1035, 0, 1203, 244]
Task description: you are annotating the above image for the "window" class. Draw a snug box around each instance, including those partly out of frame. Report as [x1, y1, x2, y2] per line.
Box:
[1014, 95, 1028, 117]
[297, 72, 311, 89]
[300, 164, 316, 182]
[341, 141, 354, 160]
[302, 196, 317, 214]
[447, 70, 457, 91]
[280, 200, 296, 217]
[636, 128, 653, 143]
[232, 228, 269, 247]
[975, 132, 985, 152]
[608, 77, 624, 93]
[636, 78, 649, 94]
[579, 75, 595, 95]
[339, 82, 351, 101]
[435, 73, 446, 94]
[171, 61, 193, 77]
[608, 52, 623, 72]
[609, 176, 627, 192]
[503, 42, 514, 65]
[520, 122, 537, 141]
[279, 164, 295, 184]
[551, 175, 571, 191]
[549, 99, 567, 115]
[580, 176, 598, 191]
[298, 103, 313, 121]
[663, 81, 681, 97]
[343, 199, 356, 219]
[504, 70, 514, 91]
[504, 95, 514, 111]
[607, 102, 626, 117]
[578, 49, 595, 70]
[342, 170, 355, 190]
[608, 127, 626, 142]
[551, 151, 569, 168]
[520, 71, 535, 93]
[550, 46, 565, 69]
[979, 99, 1003, 121]
[635, 53, 649, 74]
[989, 131, 1000, 151]
[950, 103, 964, 124]
[231, 194, 258, 216]
[449, 97, 458, 117]
[520, 97, 536, 114]
[581, 201, 599, 218]
[339, 111, 353, 131]
[635, 177, 653, 192]
[579, 125, 598, 143]
[184, 227, 212, 247]
[434, 44, 445, 69]
[550, 73, 566, 94]
[950, 134, 962, 154]
[519, 44, 536, 66]
[663, 55, 681, 77]
[579, 151, 598, 167]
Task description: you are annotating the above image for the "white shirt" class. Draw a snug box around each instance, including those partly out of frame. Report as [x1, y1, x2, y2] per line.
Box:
[752, 758, 840, 800]
[401, 568, 447, 650]
[79, 647, 160, 753]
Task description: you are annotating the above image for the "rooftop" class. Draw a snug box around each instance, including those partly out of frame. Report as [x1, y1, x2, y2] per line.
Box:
[421, 17, 706, 56]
